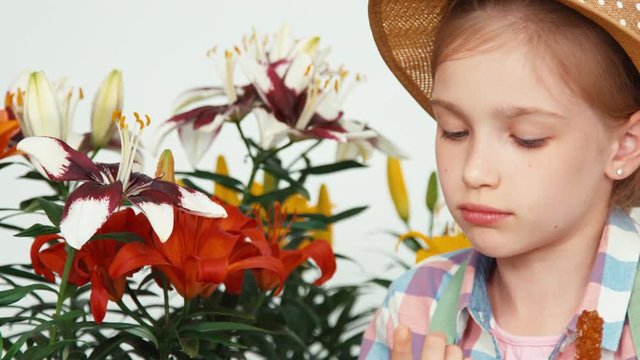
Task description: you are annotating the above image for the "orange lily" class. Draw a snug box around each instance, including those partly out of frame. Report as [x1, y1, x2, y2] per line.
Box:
[109, 200, 285, 299]
[31, 208, 154, 323]
[0, 109, 20, 160]
[238, 202, 336, 292]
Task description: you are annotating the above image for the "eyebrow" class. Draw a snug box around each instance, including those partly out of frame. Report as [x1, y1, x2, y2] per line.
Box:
[429, 98, 568, 121]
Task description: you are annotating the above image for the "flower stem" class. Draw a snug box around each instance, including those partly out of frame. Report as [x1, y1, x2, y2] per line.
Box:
[163, 279, 170, 327]
[50, 244, 76, 345]
[235, 122, 255, 161]
[286, 139, 321, 170]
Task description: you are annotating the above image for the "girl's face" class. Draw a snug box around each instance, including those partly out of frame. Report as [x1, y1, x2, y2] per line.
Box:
[432, 43, 617, 258]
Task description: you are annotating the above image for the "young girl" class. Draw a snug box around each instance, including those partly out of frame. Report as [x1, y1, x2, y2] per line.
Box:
[362, 0, 640, 359]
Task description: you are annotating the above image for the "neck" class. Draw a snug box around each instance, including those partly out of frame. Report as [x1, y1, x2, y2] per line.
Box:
[486, 206, 611, 337]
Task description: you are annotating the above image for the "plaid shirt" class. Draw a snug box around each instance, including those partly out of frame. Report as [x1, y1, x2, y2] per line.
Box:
[359, 206, 640, 359]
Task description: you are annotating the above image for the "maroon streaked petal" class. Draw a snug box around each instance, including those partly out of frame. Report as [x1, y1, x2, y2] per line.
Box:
[149, 181, 227, 219]
[59, 181, 123, 250]
[305, 128, 347, 142]
[128, 190, 175, 242]
[17, 136, 102, 181]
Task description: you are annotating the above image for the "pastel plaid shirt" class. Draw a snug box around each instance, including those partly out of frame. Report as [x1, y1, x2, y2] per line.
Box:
[359, 206, 640, 359]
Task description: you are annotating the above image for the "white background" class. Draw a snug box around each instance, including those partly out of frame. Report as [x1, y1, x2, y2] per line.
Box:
[0, 0, 451, 334]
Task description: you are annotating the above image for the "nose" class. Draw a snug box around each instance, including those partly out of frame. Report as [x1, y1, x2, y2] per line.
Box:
[462, 139, 500, 189]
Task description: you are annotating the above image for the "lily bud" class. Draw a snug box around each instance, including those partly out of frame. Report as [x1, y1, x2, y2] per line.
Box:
[91, 69, 123, 149]
[155, 149, 176, 183]
[263, 170, 278, 193]
[387, 157, 410, 223]
[23, 71, 63, 139]
[314, 184, 333, 245]
[214, 155, 240, 206]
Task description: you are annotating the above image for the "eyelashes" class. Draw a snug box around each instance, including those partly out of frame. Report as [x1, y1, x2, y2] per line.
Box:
[439, 130, 547, 149]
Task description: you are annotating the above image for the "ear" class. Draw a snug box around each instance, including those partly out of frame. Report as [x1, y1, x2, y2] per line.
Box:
[607, 109, 640, 180]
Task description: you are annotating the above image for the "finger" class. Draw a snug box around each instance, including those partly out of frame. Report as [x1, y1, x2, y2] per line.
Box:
[445, 344, 464, 360]
[391, 326, 413, 360]
[421, 332, 447, 360]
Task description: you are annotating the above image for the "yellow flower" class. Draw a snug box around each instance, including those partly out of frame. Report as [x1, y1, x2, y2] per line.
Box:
[213, 155, 240, 206]
[415, 232, 471, 263]
[313, 184, 333, 246]
[387, 157, 409, 223]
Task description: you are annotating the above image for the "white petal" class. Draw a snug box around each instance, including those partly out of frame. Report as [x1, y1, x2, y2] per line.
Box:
[24, 72, 63, 139]
[136, 201, 175, 242]
[284, 52, 313, 94]
[178, 187, 227, 218]
[254, 108, 291, 149]
[237, 54, 272, 95]
[17, 137, 73, 180]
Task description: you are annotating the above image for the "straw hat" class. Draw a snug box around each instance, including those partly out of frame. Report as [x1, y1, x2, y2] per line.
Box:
[368, 0, 640, 117]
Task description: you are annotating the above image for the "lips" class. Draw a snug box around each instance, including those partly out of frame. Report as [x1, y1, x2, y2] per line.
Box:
[458, 203, 512, 225]
[459, 203, 511, 214]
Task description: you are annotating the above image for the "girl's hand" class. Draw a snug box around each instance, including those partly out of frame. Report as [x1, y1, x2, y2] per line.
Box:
[391, 326, 468, 360]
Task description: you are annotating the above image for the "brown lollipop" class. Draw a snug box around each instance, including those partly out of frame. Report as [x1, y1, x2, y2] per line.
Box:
[575, 310, 604, 360]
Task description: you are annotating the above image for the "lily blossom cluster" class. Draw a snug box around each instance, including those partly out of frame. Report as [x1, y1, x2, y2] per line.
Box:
[17, 112, 227, 250]
[155, 23, 406, 166]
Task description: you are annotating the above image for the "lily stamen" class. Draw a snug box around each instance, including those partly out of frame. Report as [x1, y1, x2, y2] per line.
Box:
[114, 112, 150, 189]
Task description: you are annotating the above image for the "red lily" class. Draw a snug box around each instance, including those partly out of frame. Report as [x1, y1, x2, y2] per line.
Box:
[109, 200, 285, 299]
[225, 202, 336, 293]
[31, 208, 154, 324]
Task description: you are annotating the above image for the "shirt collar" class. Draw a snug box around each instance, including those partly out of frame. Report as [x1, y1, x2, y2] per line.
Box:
[455, 206, 640, 351]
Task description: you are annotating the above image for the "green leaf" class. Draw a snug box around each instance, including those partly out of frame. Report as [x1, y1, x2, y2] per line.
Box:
[426, 171, 439, 213]
[0, 264, 50, 283]
[249, 186, 299, 206]
[329, 206, 368, 223]
[0, 284, 56, 306]
[299, 160, 365, 175]
[290, 219, 327, 231]
[176, 170, 244, 192]
[0, 162, 19, 171]
[36, 198, 64, 227]
[0, 223, 24, 232]
[368, 278, 392, 289]
[14, 224, 59, 238]
[87, 333, 133, 360]
[2, 320, 52, 360]
[19, 339, 76, 360]
[179, 178, 212, 197]
[123, 325, 158, 348]
[178, 336, 199, 358]
[90, 232, 146, 243]
[261, 159, 310, 199]
[179, 322, 271, 334]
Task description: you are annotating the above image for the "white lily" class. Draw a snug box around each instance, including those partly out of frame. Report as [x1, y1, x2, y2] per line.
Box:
[17, 112, 227, 249]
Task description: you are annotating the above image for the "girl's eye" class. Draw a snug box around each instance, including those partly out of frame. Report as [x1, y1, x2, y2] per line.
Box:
[440, 130, 547, 149]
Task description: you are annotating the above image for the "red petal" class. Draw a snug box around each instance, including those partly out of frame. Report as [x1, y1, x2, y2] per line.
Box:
[30, 235, 64, 282]
[108, 242, 169, 278]
[229, 256, 286, 295]
[298, 240, 336, 286]
[89, 270, 109, 324]
[193, 256, 229, 284]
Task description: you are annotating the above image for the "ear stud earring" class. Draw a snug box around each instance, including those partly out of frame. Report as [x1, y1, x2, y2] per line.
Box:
[616, 168, 624, 176]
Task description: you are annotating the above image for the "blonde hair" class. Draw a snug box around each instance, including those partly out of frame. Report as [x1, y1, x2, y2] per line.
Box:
[431, 0, 640, 212]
